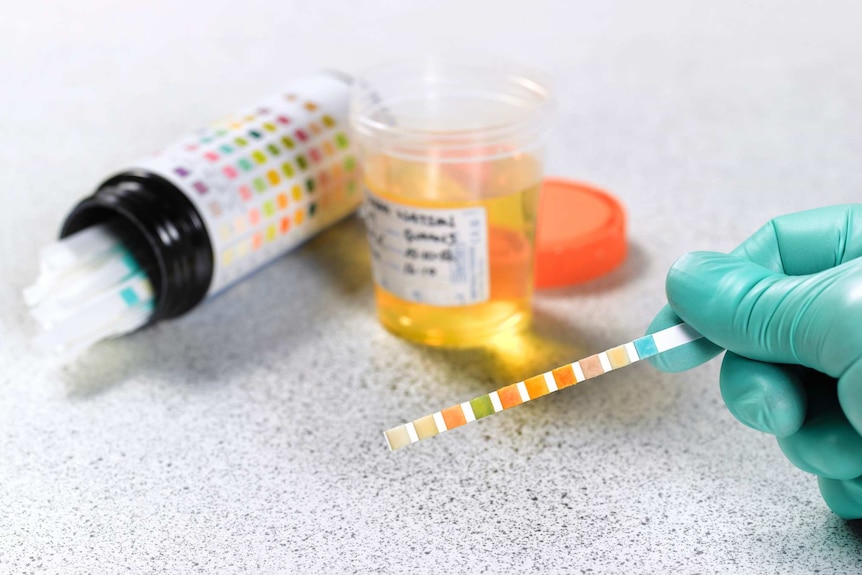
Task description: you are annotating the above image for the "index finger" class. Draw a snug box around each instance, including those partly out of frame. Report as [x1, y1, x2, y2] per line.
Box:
[731, 204, 862, 275]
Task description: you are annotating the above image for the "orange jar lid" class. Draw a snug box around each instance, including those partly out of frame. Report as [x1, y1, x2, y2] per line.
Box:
[535, 178, 627, 288]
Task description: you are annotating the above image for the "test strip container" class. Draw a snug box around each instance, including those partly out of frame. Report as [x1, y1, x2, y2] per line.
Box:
[27, 72, 362, 355]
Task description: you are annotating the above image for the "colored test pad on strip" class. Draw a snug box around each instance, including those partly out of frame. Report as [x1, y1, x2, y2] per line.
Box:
[383, 322, 704, 451]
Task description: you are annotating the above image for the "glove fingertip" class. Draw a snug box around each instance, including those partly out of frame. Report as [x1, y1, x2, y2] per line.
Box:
[818, 476, 862, 520]
[720, 353, 807, 437]
[838, 359, 862, 436]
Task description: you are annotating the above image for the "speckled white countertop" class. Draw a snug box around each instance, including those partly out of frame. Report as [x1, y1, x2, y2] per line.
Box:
[2, 1, 862, 573]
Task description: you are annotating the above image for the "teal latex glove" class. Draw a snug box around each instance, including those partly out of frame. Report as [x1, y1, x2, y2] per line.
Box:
[647, 205, 862, 519]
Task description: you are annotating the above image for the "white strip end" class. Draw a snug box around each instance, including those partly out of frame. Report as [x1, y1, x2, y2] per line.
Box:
[652, 323, 704, 352]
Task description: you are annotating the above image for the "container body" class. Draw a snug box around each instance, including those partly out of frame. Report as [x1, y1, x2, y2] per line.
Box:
[351, 58, 553, 346]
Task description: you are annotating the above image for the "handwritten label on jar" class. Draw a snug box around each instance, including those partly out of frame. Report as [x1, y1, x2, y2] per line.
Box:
[363, 191, 489, 306]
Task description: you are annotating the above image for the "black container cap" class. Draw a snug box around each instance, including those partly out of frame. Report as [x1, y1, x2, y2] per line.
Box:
[61, 170, 214, 323]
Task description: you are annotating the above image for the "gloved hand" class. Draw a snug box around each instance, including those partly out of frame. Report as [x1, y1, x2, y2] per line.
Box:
[647, 204, 862, 519]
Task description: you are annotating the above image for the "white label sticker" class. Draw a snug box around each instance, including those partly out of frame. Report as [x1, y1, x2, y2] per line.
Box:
[132, 73, 361, 296]
[363, 191, 489, 306]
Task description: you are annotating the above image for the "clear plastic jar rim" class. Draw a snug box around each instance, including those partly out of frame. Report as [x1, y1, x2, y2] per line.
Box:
[349, 56, 555, 156]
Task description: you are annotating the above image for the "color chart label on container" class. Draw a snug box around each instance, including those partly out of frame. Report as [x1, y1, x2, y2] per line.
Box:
[383, 322, 705, 451]
[363, 191, 489, 306]
[133, 73, 362, 295]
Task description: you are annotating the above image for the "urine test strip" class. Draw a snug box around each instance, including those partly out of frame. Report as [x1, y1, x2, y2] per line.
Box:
[383, 322, 704, 451]
[25, 224, 156, 358]
[37, 223, 119, 275]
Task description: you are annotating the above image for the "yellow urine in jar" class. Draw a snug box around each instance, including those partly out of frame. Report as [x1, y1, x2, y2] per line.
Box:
[364, 152, 542, 347]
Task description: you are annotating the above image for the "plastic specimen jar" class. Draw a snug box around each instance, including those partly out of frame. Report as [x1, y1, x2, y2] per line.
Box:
[351, 57, 554, 347]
